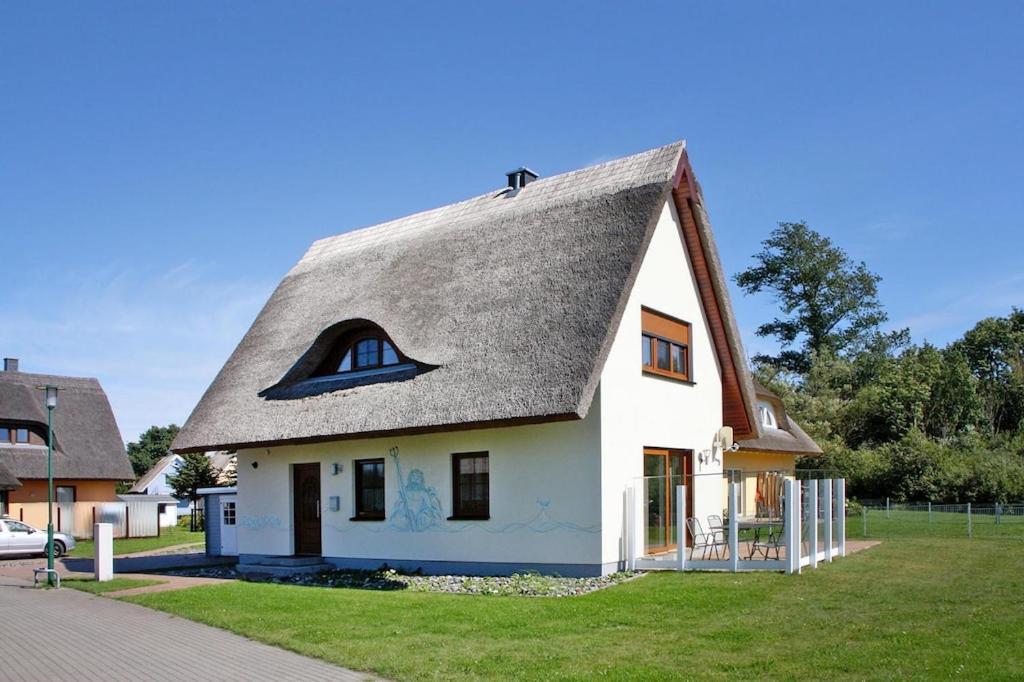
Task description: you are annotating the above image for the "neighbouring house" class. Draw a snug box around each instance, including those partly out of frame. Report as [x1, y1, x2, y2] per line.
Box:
[0, 358, 135, 536]
[172, 141, 821, 577]
[129, 450, 237, 526]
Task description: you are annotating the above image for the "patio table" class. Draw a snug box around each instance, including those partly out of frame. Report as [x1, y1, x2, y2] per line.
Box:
[737, 518, 783, 559]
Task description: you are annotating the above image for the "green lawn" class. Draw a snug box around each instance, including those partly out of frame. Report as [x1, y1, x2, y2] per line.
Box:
[64, 577, 166, 594]
[127, 537, 1024, 680]
[69, 526, 204, 558]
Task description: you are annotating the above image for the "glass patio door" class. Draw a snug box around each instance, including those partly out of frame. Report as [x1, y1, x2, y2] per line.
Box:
[643, 448, 691, 554]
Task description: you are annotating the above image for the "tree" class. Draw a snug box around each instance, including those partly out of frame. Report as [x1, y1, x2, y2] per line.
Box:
[127, 424, 180, 477]
[953, 308, 1024, 434]
[166, 452, 218, 509]
[734, 222, 892, 373]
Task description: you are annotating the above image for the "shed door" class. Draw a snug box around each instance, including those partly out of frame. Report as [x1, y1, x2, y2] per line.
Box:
[220, 497, 238, 556]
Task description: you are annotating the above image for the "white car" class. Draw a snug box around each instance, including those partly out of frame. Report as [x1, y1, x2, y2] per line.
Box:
[0, 517, 75, 557]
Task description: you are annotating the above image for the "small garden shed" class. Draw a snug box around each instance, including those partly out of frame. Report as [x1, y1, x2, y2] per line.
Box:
[198, 486, 238, 557]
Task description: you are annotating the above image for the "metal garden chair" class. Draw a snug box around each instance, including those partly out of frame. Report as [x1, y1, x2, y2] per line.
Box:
[687, 517, 727, 560]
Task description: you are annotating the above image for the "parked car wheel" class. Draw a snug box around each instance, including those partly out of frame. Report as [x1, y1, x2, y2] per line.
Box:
[49, 540, 67, 558]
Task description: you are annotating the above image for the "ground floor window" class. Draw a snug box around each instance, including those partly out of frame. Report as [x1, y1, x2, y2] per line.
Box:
[354, 458, 386, 519]
[222, 501, 236, 525]
[725, 469, 746, 516]
[451, 452, 489, 519]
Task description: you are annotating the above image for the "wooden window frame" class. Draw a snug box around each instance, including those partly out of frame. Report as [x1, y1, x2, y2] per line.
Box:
[352, 458, 386, 521]
[0, 424, 45, 446]
[641, 307, 693, 383]
[449, 452, 490, 520]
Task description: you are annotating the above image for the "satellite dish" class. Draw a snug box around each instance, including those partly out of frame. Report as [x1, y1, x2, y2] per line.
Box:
[718, 426, 734, 450]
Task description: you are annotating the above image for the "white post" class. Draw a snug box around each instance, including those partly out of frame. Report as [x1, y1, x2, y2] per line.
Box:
[835, 479, 846, 557]
[784, 478, 801, 574]
[862, 505, 868, 537]
[94, 522, 113, 582]
[928, 501, 932, 523]
[808, 481, 818, 569]
[821, 479, 833, 562]
[886, 497, 891, 519]
[967, 502, 972, 539]
[624, 487, 633, 571]
[677, 485, 687, 571]
[729, 482, 740, 572]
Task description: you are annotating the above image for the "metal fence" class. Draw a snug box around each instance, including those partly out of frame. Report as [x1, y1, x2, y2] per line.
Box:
[854, 500, 1024, 539]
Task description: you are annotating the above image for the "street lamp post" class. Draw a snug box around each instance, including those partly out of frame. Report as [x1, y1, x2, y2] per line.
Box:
[38, 385, 58, 586]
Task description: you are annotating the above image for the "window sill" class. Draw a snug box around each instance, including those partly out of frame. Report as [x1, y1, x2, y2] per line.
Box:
[349, 516, 385, 522]
[642, 368, 695, 385]
[447, 515, 490, 521]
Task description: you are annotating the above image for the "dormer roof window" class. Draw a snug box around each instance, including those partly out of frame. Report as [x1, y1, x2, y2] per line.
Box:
[758, 401, 778, 429]
[314, 332, 403, 377]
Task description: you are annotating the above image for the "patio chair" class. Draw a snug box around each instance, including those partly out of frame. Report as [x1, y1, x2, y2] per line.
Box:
[750, 520, 785, 560]
[706, 514, 727, 544]
[686, 517, 727, 560]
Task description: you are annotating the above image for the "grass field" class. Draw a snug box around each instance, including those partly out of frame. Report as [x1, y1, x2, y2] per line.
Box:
[68, 526, 204, 558]
[127, 536, 1024, 680]
[64, 577, 166, 594]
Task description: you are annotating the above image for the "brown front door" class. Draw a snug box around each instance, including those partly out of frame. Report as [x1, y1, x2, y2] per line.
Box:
[643, 448, 693, 553]
[293, 463, 322, 556]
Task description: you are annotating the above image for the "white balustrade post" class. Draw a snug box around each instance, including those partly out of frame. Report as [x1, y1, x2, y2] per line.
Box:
[729, 482, 740, 572]
[835, 479, 846, 557]
[821, 479, 833, 562]
[94, 522, 113, 582]
[784, 478, 801, 574]
[967, 502, 972, 539]
[677, 485, 687, 571]
[808, 481, 818, 569]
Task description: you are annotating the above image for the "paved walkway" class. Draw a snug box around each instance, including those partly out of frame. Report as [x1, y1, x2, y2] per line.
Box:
[0, 574, 376, 682]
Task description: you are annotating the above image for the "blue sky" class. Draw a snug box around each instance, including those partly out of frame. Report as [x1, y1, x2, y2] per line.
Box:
[2, 2, 1022, 443]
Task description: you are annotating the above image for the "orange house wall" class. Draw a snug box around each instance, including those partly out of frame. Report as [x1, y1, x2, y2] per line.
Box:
[8, 479, 119, 503]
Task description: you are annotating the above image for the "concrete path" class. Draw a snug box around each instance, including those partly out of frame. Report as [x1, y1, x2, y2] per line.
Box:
[0, 574, 377, 682]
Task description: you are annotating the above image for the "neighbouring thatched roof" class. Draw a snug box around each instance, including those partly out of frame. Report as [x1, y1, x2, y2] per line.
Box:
[173, 141, 810, 454]
[0, 370, 134, 480]
[0, 459, 20, 490]
[737, 379, 823, 456]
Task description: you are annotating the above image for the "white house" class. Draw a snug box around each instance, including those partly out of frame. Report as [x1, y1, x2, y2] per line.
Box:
[130, 451, 237, 526]
[173, 141, 820, 576]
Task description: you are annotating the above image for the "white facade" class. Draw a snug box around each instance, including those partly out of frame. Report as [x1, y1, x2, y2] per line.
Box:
[236, 199, 729, 576]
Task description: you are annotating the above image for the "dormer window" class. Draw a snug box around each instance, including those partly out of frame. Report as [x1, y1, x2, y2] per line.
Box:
[758, 401, 778, 429]
[314, 332, 404, 377]
[260, 320, 437, 400]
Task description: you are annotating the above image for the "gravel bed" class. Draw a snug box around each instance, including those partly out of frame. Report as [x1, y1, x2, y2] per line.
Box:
[163, 566, 640, 597]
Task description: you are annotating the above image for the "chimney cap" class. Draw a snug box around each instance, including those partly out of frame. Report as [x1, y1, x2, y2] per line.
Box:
[3, 358, 19, 372]
[505, 167, 539, 191]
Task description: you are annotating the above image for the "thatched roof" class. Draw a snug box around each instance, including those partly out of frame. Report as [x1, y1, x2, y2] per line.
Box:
[173, 141, 815, 455]
[737, 379, 823, 455]
[0, 459, 20, 490]
[0, 369, 134, 480]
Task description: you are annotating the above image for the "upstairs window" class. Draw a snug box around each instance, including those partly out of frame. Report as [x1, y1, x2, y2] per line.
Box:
[641, 307, 692, 382]
[0, 424, 44, 446]
[316, 332, 404, 377]
[758, 401, 778, 429]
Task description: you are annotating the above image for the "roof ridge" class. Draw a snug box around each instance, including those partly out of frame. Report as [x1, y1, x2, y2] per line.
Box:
[300, 141, 685, 263]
